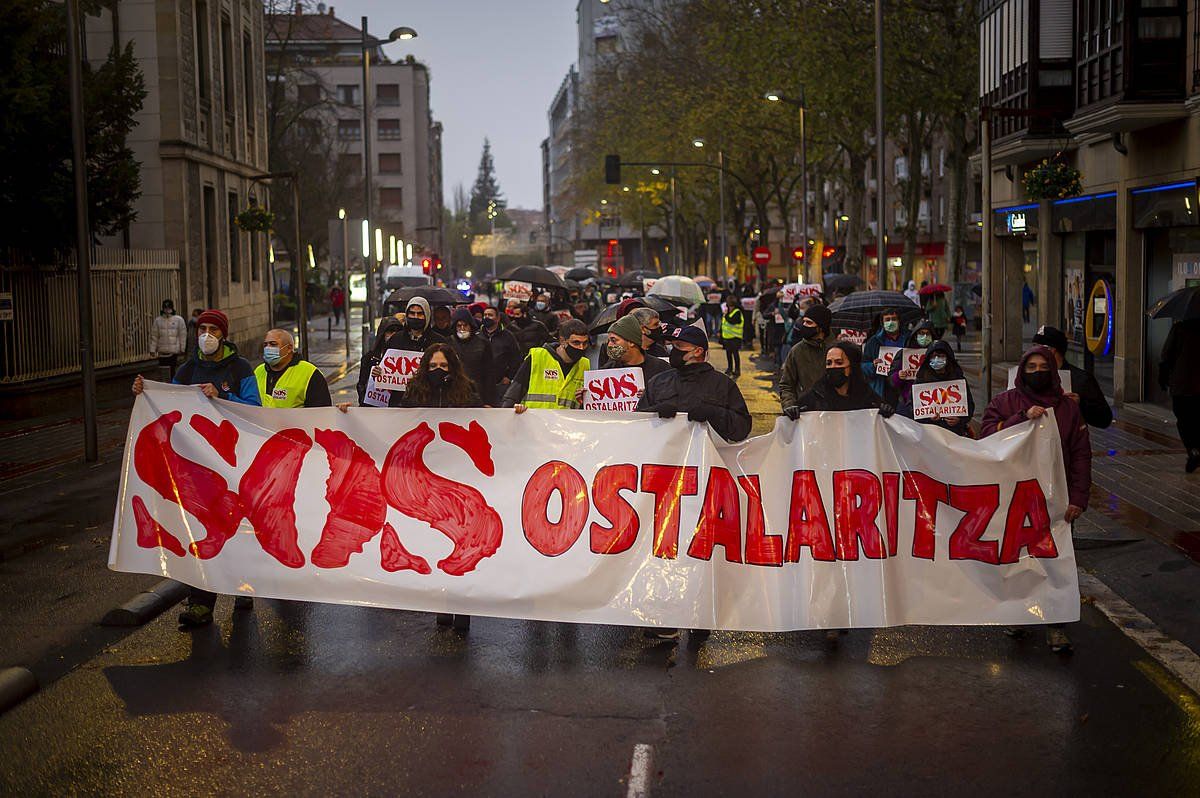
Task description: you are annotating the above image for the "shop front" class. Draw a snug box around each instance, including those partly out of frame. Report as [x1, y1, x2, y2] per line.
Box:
[991, 203, 1039, 361]
[1136, 180, 1200, 408]
[865, 242, 946, 292]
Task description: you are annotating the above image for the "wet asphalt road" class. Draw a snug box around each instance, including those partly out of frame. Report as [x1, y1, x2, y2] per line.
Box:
[2, 596, 1199, 796]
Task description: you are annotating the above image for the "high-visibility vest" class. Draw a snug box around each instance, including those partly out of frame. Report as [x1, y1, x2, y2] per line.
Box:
[721, 311, 745, 340]
[255, 360, 318, 408]
[523, 347, 589, 409]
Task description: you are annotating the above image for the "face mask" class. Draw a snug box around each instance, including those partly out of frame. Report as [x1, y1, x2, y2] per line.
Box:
[883, 319, 899, 333]
[263, 346, 283, 366]
[563, 344, 586, 363]
[669, 348, 691, 369]
[513, 316, 529, 327]
[797, 324, 819, 340]
[456, 329, 471, 341]
[427, 369, 449, 387]
[915, 333, 932, 347]
[928, 355, 947, 371]
[162, 308, 173, 316]
[198, 333, 220, 356]
[1024, 370, 1052, 393]
[407, 314, 426, 330]
[825, 367, 849, 388]
[607, 342, 628, 361]
[483, 318, 498, 331]
[646, 326, 665, 342]
[535, 302, 548, 311]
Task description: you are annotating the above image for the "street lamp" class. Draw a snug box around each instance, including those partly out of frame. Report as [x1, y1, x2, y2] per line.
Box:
[338, 208, 350, 356]
[250, 171, 308, 361]
[692, 138, 705, 149]
[487, 199, 498, 274]
[764, 88, 808, 283]
[361, 17, 418, 343]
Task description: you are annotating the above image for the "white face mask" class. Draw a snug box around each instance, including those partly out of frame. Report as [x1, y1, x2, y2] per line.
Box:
[198, 333, 220, 355]
[456, 329, 471, 341]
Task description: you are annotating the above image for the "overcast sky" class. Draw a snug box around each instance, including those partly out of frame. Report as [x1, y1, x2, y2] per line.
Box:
[329, 0, 577, 210]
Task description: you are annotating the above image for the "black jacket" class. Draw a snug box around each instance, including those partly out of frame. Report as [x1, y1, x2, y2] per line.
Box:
[600, 354, 671, 383]
[389, 324, 447, 353]
[796, 376, 885, 412]
[509, 317, 552, 356]
[450, 333, 495, 404]
[1161, 319, 1200, 397]
[907, 340, 973, 435]
[636, 362, 752, 442]
[482, 326, 522, 385]
[1067, 362, 1113, 428]
[401, 375, 481, 408]
[531, 308, 560, 336]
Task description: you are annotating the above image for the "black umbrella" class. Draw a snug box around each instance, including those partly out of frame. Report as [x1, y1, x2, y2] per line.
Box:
[588, 295, 678, 333]
[823, 273, 863, 292]
[828, 290, 923, 332]
[618, 269, 663, 288]
[383, 286, 464, 310]
[565, 267, 597, 282]
[499, 265, 566, 289]
[1148, 286, 1200, 320]
[563, 278, 582, 291]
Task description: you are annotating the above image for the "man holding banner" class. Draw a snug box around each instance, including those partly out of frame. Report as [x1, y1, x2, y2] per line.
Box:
[598, 314, 670, 384]
[503, 319, 592, 411]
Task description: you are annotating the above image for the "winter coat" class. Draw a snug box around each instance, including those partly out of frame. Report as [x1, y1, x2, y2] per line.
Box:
[599, 353, 671, 383]
[356, 319, 406, 407]
[926, 295, 950, 329]
[861, 326, 907, 398]
[481, 325, 522, 385]
[908, 340, 974, 436]
[388, 324, 447, 354]
[509, 317, 552, 357]
[1065, 362, 1112, 428]
[795, 376, 884, 413]
[173, 342, 260, 406]
[150, 313, 188, 356]
[637, 362, 752, 442]
[981, 345, 1091, 509]
[401, 375, 481, 409]
[1160, 319, 1200, 397]
[778, 336, 829, 409]
[887, 323, 934, 411]
[450, 332, 494, 404]
[531, 308, 560, 337]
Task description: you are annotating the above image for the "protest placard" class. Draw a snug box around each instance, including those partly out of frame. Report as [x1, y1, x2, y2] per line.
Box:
[896, 348, 926, 380]
[362, 376, 392, 407]
[912, 379, 970, 419]
[582, 367, 645, 412]
[374, 349, 423, 392]
[642, 278, 658, 293]
[503, 280, 533, 301]
[780, 283, 822, 303]
[837, 328, 868, 346]
[875, 346, 902, 376]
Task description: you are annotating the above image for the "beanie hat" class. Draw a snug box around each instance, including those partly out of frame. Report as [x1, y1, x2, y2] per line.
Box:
[607, 314, 643, 347]
[670, 323, 709, 350]
[196, 309, 229, 338]
[804, 304, 832, 333]
[616, 297, 646, 319]
[468, 301, 488, 316]
[452, 306, 480, 331]
[1032, 325, 1068, 354]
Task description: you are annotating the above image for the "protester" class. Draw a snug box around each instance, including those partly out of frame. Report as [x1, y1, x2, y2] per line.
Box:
[255, 328, 332, 408]
[904, 280, 920, 305]
[887, 318, 935, 414]
[719, 298, 746, 378]
[981, 345, 1090, 653]
[131, 308, 260, 628]
[861, 308, 906, 398]
[449, 307, 494, 405]
[599, 314, 671, 384]
[149, 299, 188, 378]
[789, 342, 890, 414]
[431, 304, 454, 339]
[507, 301, 551, 357]
[503, 319, 591, 411]
[1022, 280, 1036, 323]
[356, 317, 406, 407]
[779, 304, 832, 413]
[951, 305, 967, 352]
[468, 301, 488, 326]
[927, 291, 950, 340]
[393, 297, 447, 353]
[186, 307, 203, 357]
[1159, 317, 1200, 472]
[571, 299, 594, 324]
[480, 305, 522, 401]
[1032, 325, 1113, 429]
[531, 291, 559, 337]
[908, 340, 973, 436]
[631, 307, 669, 358]
[637, 325, 751, 443]
[329, 283, 346, 325]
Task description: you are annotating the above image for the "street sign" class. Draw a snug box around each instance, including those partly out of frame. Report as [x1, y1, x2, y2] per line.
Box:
[752, 246, 771, 265]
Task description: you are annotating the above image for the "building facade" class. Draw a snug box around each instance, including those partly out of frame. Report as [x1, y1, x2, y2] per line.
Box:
[85, 0, 272, 347]
[979, 0, 1200, 409]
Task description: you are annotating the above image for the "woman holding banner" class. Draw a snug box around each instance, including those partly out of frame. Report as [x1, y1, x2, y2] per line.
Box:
[981, 345, 1091, 654]
[907, 341, 975, 437]
[793, 342, 892, 414]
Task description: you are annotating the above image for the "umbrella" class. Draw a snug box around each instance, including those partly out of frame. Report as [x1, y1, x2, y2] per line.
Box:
[383, 286, 464, 308]
[499, 265, 566, 289]
[919, 283, 952, 295]
[827, 290, 923, 332]
[823, 273, 862, 292]
[565, 267, 597, 282]
[546, 265, 570, 278]
[646, 274, 705, 306]
[563, 278, 582, 291]
[588, 295, 678, 333]
[1148, 286, 1200, 320]
[693, 274, 716, 287]
[618, 269, 662, 288]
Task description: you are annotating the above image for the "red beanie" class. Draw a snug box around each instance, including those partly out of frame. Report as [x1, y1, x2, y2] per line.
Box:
[468, 301, 488, 315]
[196, 309, 229, 338]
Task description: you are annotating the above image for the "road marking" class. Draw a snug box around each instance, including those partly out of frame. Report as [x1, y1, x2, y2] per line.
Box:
[626, 743, 654, 798]
[1078, 571, 1200, 696]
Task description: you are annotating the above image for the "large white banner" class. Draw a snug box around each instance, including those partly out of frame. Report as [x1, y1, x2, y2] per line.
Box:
[109, 383, 1079, 630]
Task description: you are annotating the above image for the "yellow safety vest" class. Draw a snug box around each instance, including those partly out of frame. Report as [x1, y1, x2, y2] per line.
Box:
[255, 360, 318, 408]
[721, 311, 745, 340]
[524, 347, 589, 409]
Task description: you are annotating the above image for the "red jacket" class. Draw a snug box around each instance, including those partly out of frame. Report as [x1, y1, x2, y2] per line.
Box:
[981, 345, 1091, 509]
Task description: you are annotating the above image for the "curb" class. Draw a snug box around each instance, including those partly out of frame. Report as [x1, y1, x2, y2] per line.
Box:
[101, 579, 188, 627]
[0, 667, 38, 713]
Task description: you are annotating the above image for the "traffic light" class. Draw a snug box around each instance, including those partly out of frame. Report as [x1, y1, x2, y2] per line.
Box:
[421, 257, 432, 274]
[791, 246, 804, 261]
[604, 154, 621, 185]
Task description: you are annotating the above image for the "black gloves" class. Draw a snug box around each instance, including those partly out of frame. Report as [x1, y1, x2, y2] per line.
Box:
[783, 405, 801, 421]
[878, 403, 896, 418]
[657, 404, 678, 419]
[687, 405, 712, 423]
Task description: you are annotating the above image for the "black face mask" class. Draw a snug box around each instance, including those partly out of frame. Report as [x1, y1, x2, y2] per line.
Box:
[483, 318, 498, 331]
[427, 369, 449, 387]
[669, 348, 690, 369]
[1023, 370, 1053, 393]
[513, 316, 530, 327]
[407, 315, 426, 331]
[796, 324, 820, 340]
[825, 367, 849, 388]
[563, 344, 587, 363]
[646, 326, 665, 342]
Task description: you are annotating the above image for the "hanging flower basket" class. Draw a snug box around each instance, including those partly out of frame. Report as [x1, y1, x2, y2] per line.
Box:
[234, 206, 275, 233]
[1022, 159, 1082, 200]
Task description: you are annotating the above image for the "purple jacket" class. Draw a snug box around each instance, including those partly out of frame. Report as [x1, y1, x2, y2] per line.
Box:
[981, 346, 1092, 509]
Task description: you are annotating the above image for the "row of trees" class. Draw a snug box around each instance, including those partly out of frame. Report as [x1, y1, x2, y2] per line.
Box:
[571, 0, 978, 284]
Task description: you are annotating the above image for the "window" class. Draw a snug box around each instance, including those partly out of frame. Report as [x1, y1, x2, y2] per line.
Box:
[338, 119, 361, 140]
[939, 196, 946, 226]
[894, 156, 909, 181]
[194, 0, 210, 101]
[380, 188, 403, 208]
[242, 33, 254, 123]
[336, 84, 359, 105]
[220, 14, 233, 114]
[297, 83, 320, 105]
[340, 153, 362, 175]
[377, 84, 400, 105]
[378, 153, 402, 173]
[228, 192, 241, 283]
[938, 148, 945, 177]
[377, 119, 401, 139]
[920, 152, 930, 177]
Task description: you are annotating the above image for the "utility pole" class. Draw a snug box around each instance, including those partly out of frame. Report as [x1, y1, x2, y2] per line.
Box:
[66, 0, 97, 462]
[340, 209, 350, 358]
[981, 108, 993, 403]
[718, 150, 727, 280]
[874, 0, 887, 290]
[669, 168, 678, 273]
[361, 16, 376, 344]
[799, 90, 809, 285]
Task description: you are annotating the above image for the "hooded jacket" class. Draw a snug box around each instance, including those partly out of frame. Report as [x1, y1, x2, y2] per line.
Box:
[637, 361, 752, 442]
[173, 340, 260, 405]
[908, 340, 974, 435]
[981, 345, 1091, 509]
[861, 324, 907, 397]
[357, 318, 406, 407]
[150, 312, 188, 356]
[392, 297, 448, 353]
[449, 307, 495, 404]
[779, 333, 829, 409]
[795, 342, 884, 412]
[887, 320, 934, 409]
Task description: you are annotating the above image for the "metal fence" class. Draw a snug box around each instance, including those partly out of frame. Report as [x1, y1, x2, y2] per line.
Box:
[0, 249, 180, 383]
